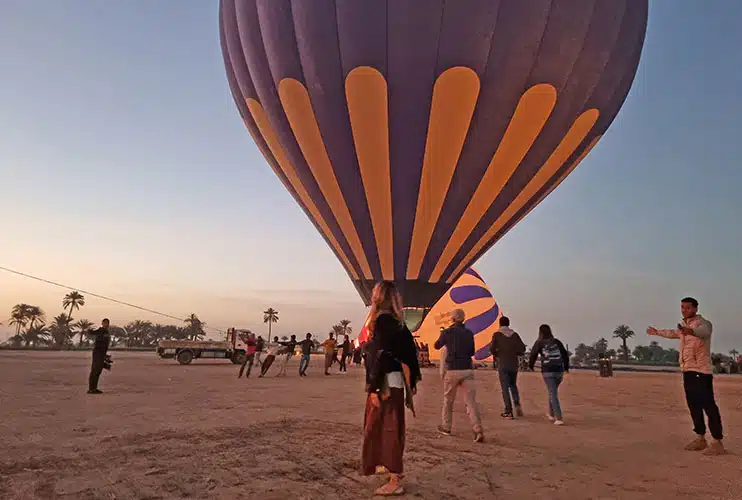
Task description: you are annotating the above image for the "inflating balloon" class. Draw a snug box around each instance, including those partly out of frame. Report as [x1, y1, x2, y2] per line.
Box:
[220, 0, 648, 314]
[358, 267, 501, 361]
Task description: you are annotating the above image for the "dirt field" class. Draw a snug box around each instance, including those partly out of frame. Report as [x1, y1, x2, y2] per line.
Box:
[1, 351, 739, 500]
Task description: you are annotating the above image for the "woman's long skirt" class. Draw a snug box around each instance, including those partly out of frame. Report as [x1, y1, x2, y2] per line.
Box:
[361, 388, 405, 475]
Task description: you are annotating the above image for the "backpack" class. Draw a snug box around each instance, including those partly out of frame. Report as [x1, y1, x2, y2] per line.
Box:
[541, 340, 564, 370]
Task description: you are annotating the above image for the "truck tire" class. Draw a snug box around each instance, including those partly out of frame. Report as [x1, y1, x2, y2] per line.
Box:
[177, 350, 194, 365]
[232, 351, 246, 365]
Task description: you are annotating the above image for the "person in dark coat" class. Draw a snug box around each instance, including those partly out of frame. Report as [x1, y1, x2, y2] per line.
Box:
[361, 281, 420, 497]
[490, 316, 527, 419]
[434, 309, 484, 443]
[338, 335, 351, 372]
[87, 318, 110, 394]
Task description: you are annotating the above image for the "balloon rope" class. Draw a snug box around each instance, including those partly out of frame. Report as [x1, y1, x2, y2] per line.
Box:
[0, 265, 224, 332]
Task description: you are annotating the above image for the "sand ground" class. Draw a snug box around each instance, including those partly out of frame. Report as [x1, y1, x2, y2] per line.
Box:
[1, 351, 740, 500]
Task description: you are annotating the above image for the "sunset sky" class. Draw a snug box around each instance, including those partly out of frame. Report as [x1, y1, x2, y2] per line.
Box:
[1, 1, 740, 352]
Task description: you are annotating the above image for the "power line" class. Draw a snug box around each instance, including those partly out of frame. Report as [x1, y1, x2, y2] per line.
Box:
[0, 265, 224, 333]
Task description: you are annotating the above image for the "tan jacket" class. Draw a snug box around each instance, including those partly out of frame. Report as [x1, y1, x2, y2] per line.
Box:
[653, 314, 713, 374]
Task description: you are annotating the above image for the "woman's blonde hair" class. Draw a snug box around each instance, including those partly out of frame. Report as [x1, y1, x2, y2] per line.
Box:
[367, 281, 404, 337]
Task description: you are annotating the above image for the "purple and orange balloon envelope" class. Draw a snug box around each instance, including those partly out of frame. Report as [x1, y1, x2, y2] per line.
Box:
[220, 0, 648, 308]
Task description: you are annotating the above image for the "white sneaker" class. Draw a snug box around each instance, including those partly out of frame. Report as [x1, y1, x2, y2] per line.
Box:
[547, 415, 556, 422]
[554, 420, 564, 426]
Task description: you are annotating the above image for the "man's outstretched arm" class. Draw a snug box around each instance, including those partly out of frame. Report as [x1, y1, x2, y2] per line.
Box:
[647, 327, 680, 339]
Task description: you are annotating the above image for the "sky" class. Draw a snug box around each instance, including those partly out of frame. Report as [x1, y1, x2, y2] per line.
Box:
[1, 1, 740, 353]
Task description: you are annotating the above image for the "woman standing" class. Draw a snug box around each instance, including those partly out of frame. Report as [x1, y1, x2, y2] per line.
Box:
[362, 282, 421, 496]
[528, 324, 570, 426]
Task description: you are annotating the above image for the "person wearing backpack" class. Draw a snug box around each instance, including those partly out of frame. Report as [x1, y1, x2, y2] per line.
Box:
[528, 324, 570, 425]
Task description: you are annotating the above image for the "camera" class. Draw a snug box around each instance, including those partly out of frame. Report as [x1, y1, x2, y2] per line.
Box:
[103, 355, 113, 371]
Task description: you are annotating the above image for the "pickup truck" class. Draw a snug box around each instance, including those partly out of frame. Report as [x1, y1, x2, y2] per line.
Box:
[156, 328, 250, 365]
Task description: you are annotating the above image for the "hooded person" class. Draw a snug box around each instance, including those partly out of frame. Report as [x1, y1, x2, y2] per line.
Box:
[490, 316, 527, 419]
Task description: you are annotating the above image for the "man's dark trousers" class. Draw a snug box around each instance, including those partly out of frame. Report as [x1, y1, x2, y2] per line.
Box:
[683, 371, 723, 440]
[498, 367, 520, 413]
[89, 355, 105, 392]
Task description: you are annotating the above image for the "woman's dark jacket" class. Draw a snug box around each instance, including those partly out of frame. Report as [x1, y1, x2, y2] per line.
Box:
[364, 313, 421, 394]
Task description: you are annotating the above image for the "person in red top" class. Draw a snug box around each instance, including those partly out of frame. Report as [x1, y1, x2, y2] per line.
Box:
[238, 332, 258, 379]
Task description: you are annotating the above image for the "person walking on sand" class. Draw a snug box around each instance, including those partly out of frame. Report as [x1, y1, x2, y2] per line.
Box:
[259, 336, 280, 378]
[338, 335, 351, 373]
[490, 316, 527, 419]
[254, 335, 265, 368]
[344, 336, 354, 368]
[647, 297, 726, 456]
[361, 281, 421, 497]
[353, 341, 364, 366]
[298, 333, 313, 376]
[434, 309, 484, 443]
[321, 333, 337, 375]
[529, 325, 569, 426]
[275, 334, 297, 377]
[238, 332, 258, 379]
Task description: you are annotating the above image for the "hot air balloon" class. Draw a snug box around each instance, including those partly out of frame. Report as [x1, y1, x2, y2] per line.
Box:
[219, 0, 648, 328]
[358, 267, 501, 360]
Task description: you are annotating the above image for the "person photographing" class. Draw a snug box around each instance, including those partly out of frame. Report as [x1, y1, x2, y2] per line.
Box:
[87, 318, 111, 394]
[647, 297, 725, 455]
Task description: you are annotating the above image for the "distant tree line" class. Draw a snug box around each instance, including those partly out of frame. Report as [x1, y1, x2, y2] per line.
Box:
[571, 324, 740, 372]
[2, 292, 206, 349]
[3, 299, 356, 352]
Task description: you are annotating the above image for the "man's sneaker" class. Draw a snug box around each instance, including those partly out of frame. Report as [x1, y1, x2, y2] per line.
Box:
[547, 415, 556, 422]
[501, 412, 514, 420]
[474, 431, 485, 443]
[554, 419, 564, 426]
[684, 436, 707, 451]
[515, 406, 524, 418]
[437, 426, 452, 436]
[87, 389, 103, 395]
[702, 440, 726, 456]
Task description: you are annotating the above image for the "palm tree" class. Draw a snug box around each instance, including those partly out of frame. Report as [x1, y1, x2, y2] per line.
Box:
[108, 325, 127, 347]
[183, 314, 206, 341]
[331, 324, 345, 337]
[339, 319, 352, 336]
[613, 324, 635, 363]
[8, 334, 23, 348]
[125, 320, 155, 347]
[263, 308, 279, 337]
[62, 291, 85, 326]
[153, 323, 179, 343]
[74, 319, 94, 346]
[730, 349, 739, 360]
[26, 306, 46, 330]
[23, 323, 50, 348]
[9, 304, 32, 336]
[50, 313, 72, 348]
